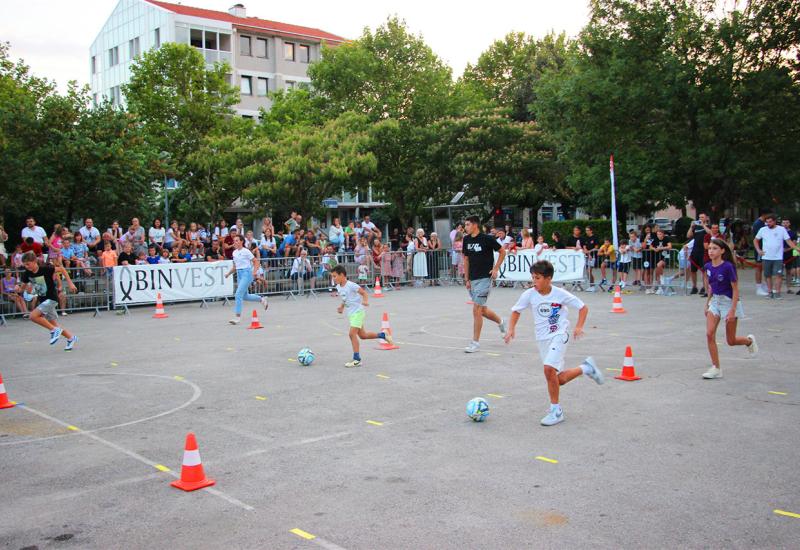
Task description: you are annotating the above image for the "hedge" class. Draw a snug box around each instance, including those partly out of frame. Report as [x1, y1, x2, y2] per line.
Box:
[540, 219, 625, 243]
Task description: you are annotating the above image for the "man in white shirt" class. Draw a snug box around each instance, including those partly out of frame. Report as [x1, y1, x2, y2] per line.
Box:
[754, 214, 799, 299]
[21, 217, 48, 246]
[361, 215, 380, 238]
[495, 228, 513, 249]
[79, 218, 101, 255]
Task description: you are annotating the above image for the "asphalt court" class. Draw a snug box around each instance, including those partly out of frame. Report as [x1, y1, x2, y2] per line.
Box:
[1, 280, 799, 549]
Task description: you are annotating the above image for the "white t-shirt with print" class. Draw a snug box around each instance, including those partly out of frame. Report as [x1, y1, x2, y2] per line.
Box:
[232, 247, 255, 270]
[336, 280, 363, 316]
[755, 225, 790, 261]
[511, 286, 585, 341]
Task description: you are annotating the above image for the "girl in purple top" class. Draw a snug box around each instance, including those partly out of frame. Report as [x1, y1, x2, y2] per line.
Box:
[702, 239, 758, 379]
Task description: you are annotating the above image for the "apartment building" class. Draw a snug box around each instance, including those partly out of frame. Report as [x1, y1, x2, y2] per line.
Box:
[89, 0, 346, 117]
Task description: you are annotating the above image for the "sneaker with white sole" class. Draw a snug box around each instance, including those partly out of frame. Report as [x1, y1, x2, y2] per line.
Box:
[261, 296, 269, 310]
[383, 332, 394, 345]
[498, 319, 507, 337]
[464, 341, 480, 353]
[540, 408, 564, 426]
[702, 366, 722, 379]
[345, 359, 362, 368]
[228, 317, 241, 325]
[746, 334, 758, 356]
[49, 327, 63, 345]
[64, 335, 78, 351]
[583, 357, 604, 385]
[756, 286, 769, 297]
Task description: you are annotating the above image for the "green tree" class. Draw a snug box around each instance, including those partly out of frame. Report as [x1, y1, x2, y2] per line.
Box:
[123, 43, 238, 175]
[257, 88, 327, 138]
[308, 17, 456, 124]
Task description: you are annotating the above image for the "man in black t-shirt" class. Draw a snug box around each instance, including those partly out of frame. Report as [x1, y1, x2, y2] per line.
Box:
[686, 212, 709, 295]
[566, 226, 582, 250]
[20, 251, 78, 350]
[582, 226, 600, 291]
[650, 229, 672, 294]
[462, 216, 507, 353]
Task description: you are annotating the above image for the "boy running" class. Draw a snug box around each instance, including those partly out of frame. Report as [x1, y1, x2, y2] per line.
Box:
[331, 265, 392, 368]
[20, 251, 78, 350]
[702, 239, 758, 379]
[504, 260, 603, 426]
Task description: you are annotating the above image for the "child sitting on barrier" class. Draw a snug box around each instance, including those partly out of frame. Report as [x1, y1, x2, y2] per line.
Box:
[135, 250, 148, 265]
[146, 245, 160, 264]
[100, 241, 118, 276]
[158, 247, 171, 264]
[2, 269, 28, 316]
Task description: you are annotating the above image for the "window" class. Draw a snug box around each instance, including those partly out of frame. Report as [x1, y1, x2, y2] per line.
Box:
[108, 46, 119, 66]
[154, 28, 161, 48]
[205, 31, 217, 50]
[219, 33, 231, 52]
[91, 56, 96, 74]
[240, 35, 251, 56]
[284, 42, 295, 61]
[129, 37, 140, 59]
[257, 77, 268, 96]
[190, 29, 203, 48]
[299, 44, 310, 63]
[93, 93, 99, 106]
[240, 75, 253, 95]
[175, 25, 189, 44]
[255, 38, 268, 58]
[285, 80, 296, 90]
[242, 115, 254, 119]
[109, 86, 121, 106]
[224, 73, 233, 86]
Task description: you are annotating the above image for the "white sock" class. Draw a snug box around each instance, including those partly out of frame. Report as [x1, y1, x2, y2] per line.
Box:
[550, 403, 561, 413]
[580, 363, 593, 375]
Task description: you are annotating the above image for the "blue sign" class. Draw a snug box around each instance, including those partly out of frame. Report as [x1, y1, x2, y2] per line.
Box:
[166, 178, 180, 190]
[322, 198, 338, 208]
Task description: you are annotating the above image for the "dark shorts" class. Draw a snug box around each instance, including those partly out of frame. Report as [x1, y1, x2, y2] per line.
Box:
[618, 262, 631, 274]
[763, 259, 784, 278]
[631, 257, 643, 269]
[690, 254, 704, 272]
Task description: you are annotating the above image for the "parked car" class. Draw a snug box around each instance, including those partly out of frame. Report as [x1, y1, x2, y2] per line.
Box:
[646, 217, 674, 235]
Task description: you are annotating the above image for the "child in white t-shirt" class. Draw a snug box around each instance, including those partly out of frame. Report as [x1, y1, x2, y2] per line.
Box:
[504, 260, 604, 426]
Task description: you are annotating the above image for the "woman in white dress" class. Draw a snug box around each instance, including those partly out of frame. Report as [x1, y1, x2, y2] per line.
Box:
[413, 228, 429, 281]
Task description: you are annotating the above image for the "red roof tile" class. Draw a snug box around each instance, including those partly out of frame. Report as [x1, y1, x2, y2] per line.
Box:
[144, 0, 346, 43]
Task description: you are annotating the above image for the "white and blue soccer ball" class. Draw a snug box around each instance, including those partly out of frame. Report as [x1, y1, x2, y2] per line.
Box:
[466, 397, 490, 422]
[297, 348, 315, 366]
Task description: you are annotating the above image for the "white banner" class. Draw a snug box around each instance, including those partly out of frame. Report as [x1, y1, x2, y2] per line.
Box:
[113, 261, 234, 306]
[497, 249, 586, 282]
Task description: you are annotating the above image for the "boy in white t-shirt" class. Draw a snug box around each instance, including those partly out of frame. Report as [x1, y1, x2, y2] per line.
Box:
[504, 260, 604, 426]
[331, 265, 392, 367]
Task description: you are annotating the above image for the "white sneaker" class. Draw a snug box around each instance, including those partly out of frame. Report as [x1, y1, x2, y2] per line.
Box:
[228, 317, 241, 325]
[345, 359, 362, 368]
[464, 341, 480, 353]
[64, 335, 78, 351]
[49, 327, 63, 345]
[261, 296, 269, 310]
[586, 286, 597, 293]
[655, 287, 664, 295]
[756, 286, 769, 297]
[583, 357, 604, 385]
[498, 319, 507, 337]
[645, 288, 654, 295]
[702, 366, 722, 379]
[540, 408, 564, 426]
[746, 334, 758, 356]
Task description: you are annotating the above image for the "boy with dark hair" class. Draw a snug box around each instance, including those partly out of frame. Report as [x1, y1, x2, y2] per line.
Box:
[331, 265, 392, 367]
[504, 260, 603, 426]
[20, 251, 79, 350]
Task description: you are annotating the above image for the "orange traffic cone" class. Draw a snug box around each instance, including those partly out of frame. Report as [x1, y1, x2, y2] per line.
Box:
[373, 277, 384, 298]
[615, 346, 641, 381]
[153, 293, 168, 319]
[377, 312, 399, 350]
[611, 285, 626, 313]
[247, 309, 263, 330]
[171, 432, 215, 491]
[0, 372, 16, 409]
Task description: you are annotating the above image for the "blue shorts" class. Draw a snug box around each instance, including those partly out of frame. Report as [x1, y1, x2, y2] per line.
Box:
[469, 277, 491, 306]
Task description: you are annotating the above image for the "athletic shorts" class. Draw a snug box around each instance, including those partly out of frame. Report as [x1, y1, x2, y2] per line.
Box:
[690, 254, 704, 272]
[631, 257, 643, 269]
[708, 294, 744, 320]
[348, 309, 365, 328]
[537, 333, 569, 373]
[36, 299, 58, 321]
[763, 259, 784, 278]
[469, 277, 491, 306]
[618, 262, 631, 274]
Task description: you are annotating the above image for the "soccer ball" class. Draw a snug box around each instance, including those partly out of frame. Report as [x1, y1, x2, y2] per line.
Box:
[466, 397, 490, 422]
[297, 348, 315, 366]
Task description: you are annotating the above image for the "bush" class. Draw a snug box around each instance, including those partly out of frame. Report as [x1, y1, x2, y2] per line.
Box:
[673, 216, 693, 240]
[541, 219, 624, 243]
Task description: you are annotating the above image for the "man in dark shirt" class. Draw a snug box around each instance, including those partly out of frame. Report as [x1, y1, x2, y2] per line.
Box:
[582, 226, 600, 291]
[462, 215, 507, 353]
[205, 240, 225, 261]
[20, 251, 78, 350]
[223, 227, 237, 260]
[686, 212, 710, 295]
[566, 226, 582, 250]
[650, 229, 672, 293]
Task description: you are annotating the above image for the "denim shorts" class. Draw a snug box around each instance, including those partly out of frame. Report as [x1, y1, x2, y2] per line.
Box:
[708, 294, 744, 320]
[469, 277, 492, 306]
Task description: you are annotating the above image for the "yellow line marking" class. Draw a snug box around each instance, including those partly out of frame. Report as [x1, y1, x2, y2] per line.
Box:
[486, 352, 501, 357]
[67, 425, 80, 432]
[366, 420, 384, 426]
[226, 347, 234, 351]
[154, 464, 171, 472]
[376, 374, 390, 379]
[486, 393, 504, 398]
[110, 362, 119, 367]
[276, 325, 284, 329]
[255, 396, 267, 401]
[774, 509, 800, 519]
[290, 528, 316, 540]
[606, 368, 622, 372]
[334, 332, 344, 336]
[288, 358, 297, 362]
[173, 376, 184, 381]
[174, 337, 181, 341]
[535, 456, 558, 464]
[768, 391, 788, 396]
